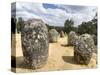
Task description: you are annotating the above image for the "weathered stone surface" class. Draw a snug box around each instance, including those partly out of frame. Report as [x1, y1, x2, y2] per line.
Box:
[68, 31, 78, 46]
[49, 29, 59, 43]
[79, 34, 95, 51]
[74, 34, 95, 65]
[91, 34, 97, 45]
[91, 34, 97, 53]
[58, 32, 60, 38]
[21, 18, 49, 69]
[60, 31, 65, 37]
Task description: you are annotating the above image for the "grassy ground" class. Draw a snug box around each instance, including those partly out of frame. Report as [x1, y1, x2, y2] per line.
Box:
[11, 33, 97, 73]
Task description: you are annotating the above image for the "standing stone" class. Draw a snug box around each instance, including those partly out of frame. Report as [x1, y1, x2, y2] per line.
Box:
[58, 32, 60, 38]
[64, 32, 67, 36]
[21, 18, 49, 69]
[74, 34, 95, 65]
[49, 29, 59, 43]
[91, 34, 97, 53]
[68, 31, 78, 46]
[60, 31, 65, 37]
[91, 34, 97, 45]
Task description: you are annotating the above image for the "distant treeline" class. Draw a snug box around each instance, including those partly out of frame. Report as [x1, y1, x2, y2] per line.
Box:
[11, 13, 97, 36]
[46, 24, 64, 33]
[46, 13, 97, 36]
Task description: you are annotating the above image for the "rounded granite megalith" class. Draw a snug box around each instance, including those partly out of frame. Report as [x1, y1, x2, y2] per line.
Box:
[49, 29, 59, 43]
[74, 34, 95, 65]
[21, 18, 49, 69]
[68, 31, 78, 46]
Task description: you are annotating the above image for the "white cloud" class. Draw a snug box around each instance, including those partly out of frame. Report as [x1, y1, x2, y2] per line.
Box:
[41, 8, 68, 26]
[16, 11, 41, 20]
[46, 8, 67, 17]
[54, 4, 97, 26]
[11, 2, 97, 26]
[12, 2, 46, 20]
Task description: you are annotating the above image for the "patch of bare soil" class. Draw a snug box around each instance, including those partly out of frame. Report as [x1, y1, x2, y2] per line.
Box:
[11, 34, 97, 73]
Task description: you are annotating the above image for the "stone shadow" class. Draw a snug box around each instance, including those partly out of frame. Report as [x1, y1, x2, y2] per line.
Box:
[61, 44, 71, 47]
[62, 56, 77, 64]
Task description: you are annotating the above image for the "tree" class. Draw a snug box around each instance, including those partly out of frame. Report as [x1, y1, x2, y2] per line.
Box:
[78, 21, 91, 34]
[91, 13, 97, 35]
[78, 13, 97, 35]
[64, 19, 74, 33]
[17, 17, 24, 33]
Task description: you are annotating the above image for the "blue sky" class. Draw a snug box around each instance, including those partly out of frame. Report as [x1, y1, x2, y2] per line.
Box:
[11, 2, 97, 26]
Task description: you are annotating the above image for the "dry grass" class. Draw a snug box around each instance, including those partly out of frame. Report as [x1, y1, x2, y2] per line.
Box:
[11, 34, 97, 73]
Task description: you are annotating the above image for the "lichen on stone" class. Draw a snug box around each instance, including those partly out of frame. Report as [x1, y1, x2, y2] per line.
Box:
[21, 18, 49, 69]
[74, 33, 95, 65]
[68, 31, 78, 46]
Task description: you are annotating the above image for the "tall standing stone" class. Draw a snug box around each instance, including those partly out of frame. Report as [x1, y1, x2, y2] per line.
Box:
[64, 32, 67, 36]
[21, 18, 49, 69]
[60, 31, 65, 38]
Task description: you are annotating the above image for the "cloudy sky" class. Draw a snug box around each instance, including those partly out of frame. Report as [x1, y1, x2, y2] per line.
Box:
[11, 2, 97, 26]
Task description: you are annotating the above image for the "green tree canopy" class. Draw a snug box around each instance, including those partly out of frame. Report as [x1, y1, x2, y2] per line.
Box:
[16, 17, 24, 33]
[78, 13, 97, 35]
[64, 19, 74, 33]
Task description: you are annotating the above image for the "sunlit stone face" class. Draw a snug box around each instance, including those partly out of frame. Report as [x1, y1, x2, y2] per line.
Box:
[74, 34, 95, 65]
[21, 18, 49, 69]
